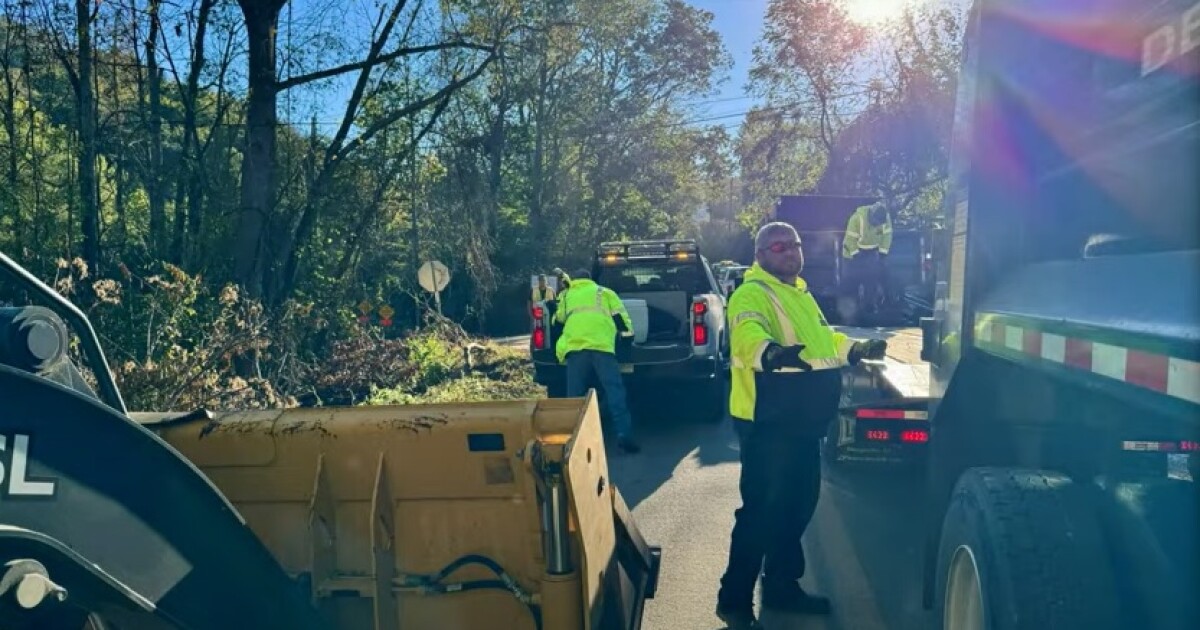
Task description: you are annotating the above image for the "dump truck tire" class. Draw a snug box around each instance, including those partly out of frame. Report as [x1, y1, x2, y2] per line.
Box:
[935, 468, 1119, 630]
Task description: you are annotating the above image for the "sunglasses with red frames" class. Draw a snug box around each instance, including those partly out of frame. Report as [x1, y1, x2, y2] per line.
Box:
[761, 241, 802, 253]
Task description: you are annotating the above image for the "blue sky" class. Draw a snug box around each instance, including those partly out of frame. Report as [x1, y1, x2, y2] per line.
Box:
[282, 0, 962, 133]
[283, 0, 772, 130]
[690, 0, 771, 108]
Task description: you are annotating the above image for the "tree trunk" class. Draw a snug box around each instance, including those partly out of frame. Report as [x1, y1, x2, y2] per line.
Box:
[183, 0, 216, 268]
[233, 0, 286, 297]
[530, 64, 547, 263]
[171, 157, 186, 264]
[114, 160, 127, 246]
[2, 54, 19, 248]
[76, 0, 99, 272]
[487, 91, 506, 241]
[146, 0, 165, 256]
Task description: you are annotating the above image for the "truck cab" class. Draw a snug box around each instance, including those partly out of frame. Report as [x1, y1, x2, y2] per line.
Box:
[531, 240, 728, 422]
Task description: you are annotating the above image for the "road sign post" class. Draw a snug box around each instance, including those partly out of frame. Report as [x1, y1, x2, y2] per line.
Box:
[417, 261, 451, 316]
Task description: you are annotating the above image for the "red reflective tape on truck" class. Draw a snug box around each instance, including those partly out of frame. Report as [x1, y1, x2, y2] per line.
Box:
[856, 409, 928, 420]
[974, 314, 1200, 405]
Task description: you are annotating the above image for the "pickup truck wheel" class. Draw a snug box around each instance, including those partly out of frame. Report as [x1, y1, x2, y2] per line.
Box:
[935, 468, 1118, 630]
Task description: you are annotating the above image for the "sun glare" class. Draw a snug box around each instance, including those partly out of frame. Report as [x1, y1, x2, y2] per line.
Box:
[844, 0, 922, 25]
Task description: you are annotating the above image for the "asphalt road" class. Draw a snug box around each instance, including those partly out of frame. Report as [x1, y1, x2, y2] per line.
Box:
[609, 407, 931, 630]
[502, 325, 931, 629]
[609, 327, 931, 630]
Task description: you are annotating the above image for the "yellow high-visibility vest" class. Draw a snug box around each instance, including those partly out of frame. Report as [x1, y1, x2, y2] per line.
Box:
[843, 205, 893, 258]
[728, 264, 856, 421]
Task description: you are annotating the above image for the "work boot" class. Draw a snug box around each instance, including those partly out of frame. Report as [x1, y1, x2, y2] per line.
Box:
[762, 585, 832, 616]
[617, 436, 641, 454]
[714, 603, 761, 630]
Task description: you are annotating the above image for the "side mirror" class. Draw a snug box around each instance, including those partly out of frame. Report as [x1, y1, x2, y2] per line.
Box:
[920, 317, 938, 363]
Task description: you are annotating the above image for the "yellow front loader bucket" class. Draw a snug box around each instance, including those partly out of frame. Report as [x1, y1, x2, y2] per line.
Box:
[148, 392, 659, 630]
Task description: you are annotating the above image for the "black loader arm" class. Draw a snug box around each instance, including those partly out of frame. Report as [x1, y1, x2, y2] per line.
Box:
[0, 250, 324, 629]
[0, 365, 326, 629]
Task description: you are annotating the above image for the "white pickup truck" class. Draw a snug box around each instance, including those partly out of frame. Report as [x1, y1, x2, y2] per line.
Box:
[531, 240, 729, 422]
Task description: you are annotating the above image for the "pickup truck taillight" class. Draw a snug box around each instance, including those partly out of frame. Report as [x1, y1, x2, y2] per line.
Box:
[532, 304, 546, 350]
[692, 298, 709, 346]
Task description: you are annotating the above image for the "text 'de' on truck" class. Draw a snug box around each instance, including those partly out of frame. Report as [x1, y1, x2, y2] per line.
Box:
[921, 1, 1198, 630]
[0, 252, 660, 628]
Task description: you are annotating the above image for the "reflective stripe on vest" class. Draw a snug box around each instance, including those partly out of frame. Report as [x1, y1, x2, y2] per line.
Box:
[745, 280, 845, 372]
[564, 287, 606, 322]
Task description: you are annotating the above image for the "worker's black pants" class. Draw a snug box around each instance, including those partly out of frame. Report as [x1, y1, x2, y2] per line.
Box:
[847, 250, 887, 310]
[718, 418, 822, 609]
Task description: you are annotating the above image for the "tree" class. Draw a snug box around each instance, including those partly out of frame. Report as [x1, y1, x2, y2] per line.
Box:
[749, 0, 868, 171]
[821, 4, 965, 223]
[230, 0, 498, 303]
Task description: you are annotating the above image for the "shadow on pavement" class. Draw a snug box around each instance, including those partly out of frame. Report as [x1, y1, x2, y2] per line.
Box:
[604, 394, 741, 510]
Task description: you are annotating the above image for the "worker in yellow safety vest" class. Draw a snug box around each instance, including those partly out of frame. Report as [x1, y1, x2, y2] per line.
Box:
[553, 268, 640, 454]
[530, 273, 557, 319]
[552, 267, 571, 291]
[842, 201, 894, 313]
[716, 222, 886, 629]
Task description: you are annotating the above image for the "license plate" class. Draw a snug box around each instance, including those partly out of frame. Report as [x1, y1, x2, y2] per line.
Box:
[620, 364, 634, 374]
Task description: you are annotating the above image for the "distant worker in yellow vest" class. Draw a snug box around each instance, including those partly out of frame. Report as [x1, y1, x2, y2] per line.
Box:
[716, 222, 886, 629]
[530, 273, 557, 317]
[553, 269, 640, 454]
[552, 267, 571, 291]
[842, 200, 894, 313]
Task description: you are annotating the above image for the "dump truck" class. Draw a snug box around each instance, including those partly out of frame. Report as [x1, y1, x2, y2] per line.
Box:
[917, 1, 1199, 629]
[0, 251, 660, 629]
[773, 195, 935, 326]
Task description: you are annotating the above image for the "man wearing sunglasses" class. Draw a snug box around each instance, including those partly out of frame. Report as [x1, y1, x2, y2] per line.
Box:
[716, 222, 886, 629]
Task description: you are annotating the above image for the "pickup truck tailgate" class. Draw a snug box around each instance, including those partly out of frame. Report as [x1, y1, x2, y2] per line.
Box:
[620, 290, 688, 341]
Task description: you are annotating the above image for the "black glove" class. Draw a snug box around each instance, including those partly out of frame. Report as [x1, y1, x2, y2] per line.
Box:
[849, 339, 887, 365]
[762, 343, 812, 372]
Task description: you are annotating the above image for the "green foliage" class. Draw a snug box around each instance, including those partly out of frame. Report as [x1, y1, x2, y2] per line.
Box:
[739, 0, 966, 226]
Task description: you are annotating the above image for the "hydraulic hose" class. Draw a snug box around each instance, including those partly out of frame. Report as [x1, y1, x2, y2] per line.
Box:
[406, 554, 543, 630]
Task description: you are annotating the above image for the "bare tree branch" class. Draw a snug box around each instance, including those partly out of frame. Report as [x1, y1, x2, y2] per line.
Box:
[276, 40, 494, 91]
[336, 53, 497, 162]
